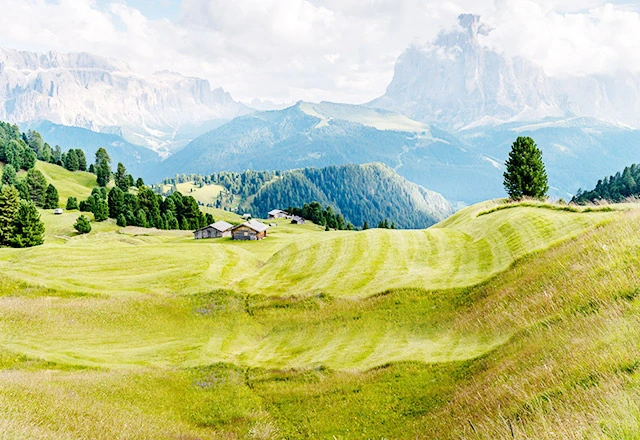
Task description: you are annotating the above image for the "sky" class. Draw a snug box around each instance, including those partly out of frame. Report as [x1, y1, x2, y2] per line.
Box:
[1, 0, 639, 105]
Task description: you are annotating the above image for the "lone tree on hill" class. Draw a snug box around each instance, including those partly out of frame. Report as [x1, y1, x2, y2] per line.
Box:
[503, 136, 549, 200]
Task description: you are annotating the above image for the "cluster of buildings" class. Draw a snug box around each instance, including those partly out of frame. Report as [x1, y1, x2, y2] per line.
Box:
[193, 210, 305, 241]
[267, 209, 305, 224]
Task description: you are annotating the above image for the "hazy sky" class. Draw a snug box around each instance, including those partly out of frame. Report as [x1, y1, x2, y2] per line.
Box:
[1, 0, 639, 105]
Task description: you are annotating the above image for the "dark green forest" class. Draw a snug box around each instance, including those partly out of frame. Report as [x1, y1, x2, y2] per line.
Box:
[159, 163, 450, 229]
[572, 164, 640, 204]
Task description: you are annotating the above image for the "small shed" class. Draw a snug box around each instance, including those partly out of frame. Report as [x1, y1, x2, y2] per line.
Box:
[232, 219, 270, 241]
[242, 213, 252, 220]
[193, 220, 234, 239]
[54, 208, 63, 215]
[291, 215, 305, 224]
[268, 209, 290, 219]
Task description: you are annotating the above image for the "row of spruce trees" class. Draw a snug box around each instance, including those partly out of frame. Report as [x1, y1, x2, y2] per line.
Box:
[73, 149, 213, 231]
[571, 164, 640, 204]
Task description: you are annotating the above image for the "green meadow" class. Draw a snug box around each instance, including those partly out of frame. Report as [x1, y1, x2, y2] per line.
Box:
[1, 162, 639, 439]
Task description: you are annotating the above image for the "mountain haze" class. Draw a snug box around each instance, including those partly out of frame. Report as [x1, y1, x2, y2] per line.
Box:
[371, 14, 640, 130]
[156, 101, 500, 203]
[0, 47, 251, 153]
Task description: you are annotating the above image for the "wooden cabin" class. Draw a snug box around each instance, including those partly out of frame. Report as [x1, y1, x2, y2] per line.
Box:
[291, 215, 305, 224]
[193, 220, 234, 240]
[268, 209, 290, 219]
[232, 219, 269, 241]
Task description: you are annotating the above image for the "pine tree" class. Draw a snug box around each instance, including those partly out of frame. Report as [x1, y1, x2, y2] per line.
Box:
[0, 185, 20, 246]
[43, 184, 59, 209]
[76, 149, 87, 171]
[115, 162, 129, 192]
[66, 196, 78, 210]
[503, 136, 549, 200]
[1, 164, 17, 186]
[95, 148, 111, 187]
[74, 215, 91, 234]
[93, 198, 109, 222]
[20, 146, 36, 170]
[108, 187, 125, 218]
[25, 168, 48, 207]
[116, 213, 127, 227]
[65, 149, 79, 171]
[10, 200, 45, 247]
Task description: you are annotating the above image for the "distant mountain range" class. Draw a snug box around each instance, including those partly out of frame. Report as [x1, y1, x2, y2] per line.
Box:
[2, 13, 640, 206]
[154, 101, 500, 203]
[21, 120, 161, 179]
[371, 14, 640, 131]
[0, 47, 251, 153]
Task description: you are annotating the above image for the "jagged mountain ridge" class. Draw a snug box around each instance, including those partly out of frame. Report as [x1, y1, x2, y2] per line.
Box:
[155, 101, 501, 204]
[0, 47, 252, 153]
[371, 14, 640, 130]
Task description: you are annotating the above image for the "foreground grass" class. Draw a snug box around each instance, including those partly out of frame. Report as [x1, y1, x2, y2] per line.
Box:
[1, 210, 639, 438]
[1, 164, 639, 438]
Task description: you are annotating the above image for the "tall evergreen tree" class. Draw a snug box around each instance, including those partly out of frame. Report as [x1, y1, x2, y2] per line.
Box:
[108, 187, 125, 218]
[76, 149, 87, 171]
[114, 162, 129, 192]
[10, 200, 45, 247]
[0, 185, 20, 246]
[503, 136, 549, 200]
[25, 168, 48, 207]
[65, 149, 79, 171]
[95, 148, 112, 187]
[43, 184, 59, 209]
[26, 130, 44, 158]
[1, 164, 17, 186]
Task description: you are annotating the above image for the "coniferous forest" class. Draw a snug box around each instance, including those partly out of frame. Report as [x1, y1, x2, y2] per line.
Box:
[159, 163, 450, 229]
[572, 163, 640, 204]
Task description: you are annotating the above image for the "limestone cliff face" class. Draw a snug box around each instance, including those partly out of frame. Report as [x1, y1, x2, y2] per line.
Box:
[0, 47, 251, 152]
[371, 14, 640, 130]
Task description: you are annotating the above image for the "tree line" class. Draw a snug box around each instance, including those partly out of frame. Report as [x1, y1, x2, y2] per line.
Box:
[77, 150, 212, 231]
[572, 164, 640, 204]
[158, 164, 446, 229]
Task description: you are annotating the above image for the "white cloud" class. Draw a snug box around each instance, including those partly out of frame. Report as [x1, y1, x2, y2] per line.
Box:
[0, 0, 638, 104]
[482, 1, 640, 77]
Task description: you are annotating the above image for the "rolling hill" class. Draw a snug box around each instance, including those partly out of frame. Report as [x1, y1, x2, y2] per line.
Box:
[1, 162, 638, 438]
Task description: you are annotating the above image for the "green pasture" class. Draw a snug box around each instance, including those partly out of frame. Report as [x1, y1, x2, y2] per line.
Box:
[1, 163, 639, 438]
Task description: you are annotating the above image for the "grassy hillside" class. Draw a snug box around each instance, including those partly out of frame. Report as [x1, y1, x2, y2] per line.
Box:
[1, 167, 638, 438]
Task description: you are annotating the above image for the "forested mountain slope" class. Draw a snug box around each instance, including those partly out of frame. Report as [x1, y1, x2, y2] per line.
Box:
[159, 162, 454, 229]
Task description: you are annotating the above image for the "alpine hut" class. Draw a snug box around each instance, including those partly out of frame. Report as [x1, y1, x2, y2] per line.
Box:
[193, 220, 234, 239]
[268, 209, 290, 219]
[232, 219, 270, 241]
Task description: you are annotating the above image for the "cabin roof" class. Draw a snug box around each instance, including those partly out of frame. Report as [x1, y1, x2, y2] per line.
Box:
[211, 220, 234, 232]
[233, 219, 270, 233]
[194, 220, 234, 234]
[269, 209, 287, 215]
